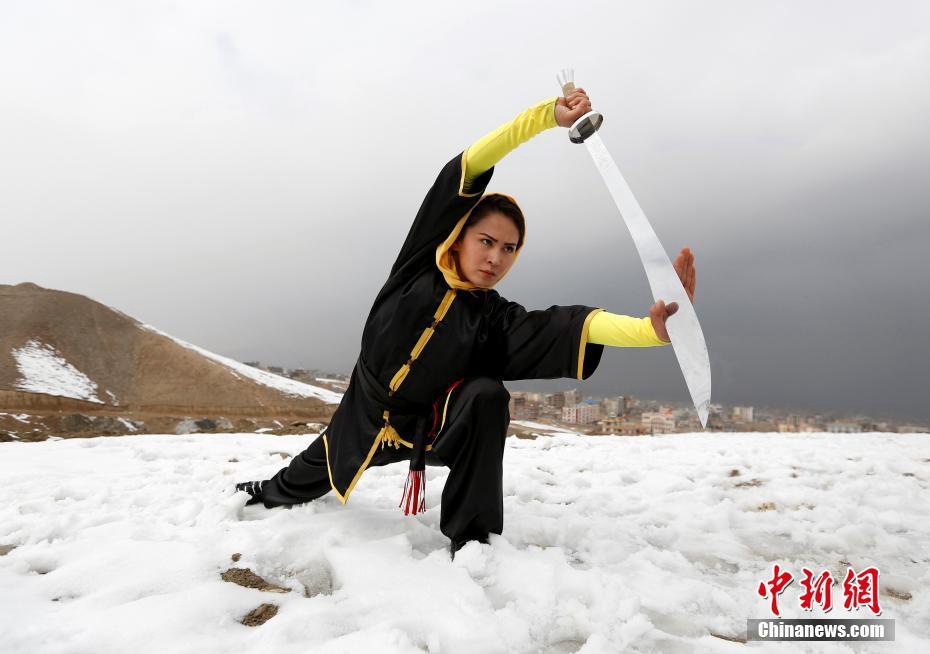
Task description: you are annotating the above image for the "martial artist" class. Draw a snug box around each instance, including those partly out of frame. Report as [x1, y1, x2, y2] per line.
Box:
[237, 87, 697, 560]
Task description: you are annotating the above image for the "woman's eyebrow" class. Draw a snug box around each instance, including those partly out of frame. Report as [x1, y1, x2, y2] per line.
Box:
[479, 232, 517, 247]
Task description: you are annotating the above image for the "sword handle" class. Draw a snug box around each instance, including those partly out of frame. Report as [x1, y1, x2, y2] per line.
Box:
[555, 69, 604, 144]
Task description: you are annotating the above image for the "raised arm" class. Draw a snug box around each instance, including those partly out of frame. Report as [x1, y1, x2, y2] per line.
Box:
[463, 89, 594, 192]
[389, 90, 595, 278]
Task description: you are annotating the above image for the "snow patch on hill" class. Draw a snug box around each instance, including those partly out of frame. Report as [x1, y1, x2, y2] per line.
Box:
[11, 340, 103, 404]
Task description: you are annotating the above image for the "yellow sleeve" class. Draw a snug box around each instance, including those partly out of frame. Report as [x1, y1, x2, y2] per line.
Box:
[587, 311, 671, 347]
[462, 97, 559, 193]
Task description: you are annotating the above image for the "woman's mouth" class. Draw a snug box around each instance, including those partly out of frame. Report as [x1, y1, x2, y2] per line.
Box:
[479, 270, 495, 278]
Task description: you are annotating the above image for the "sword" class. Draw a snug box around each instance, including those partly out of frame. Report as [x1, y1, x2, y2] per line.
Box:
[558, 69, 711, 428]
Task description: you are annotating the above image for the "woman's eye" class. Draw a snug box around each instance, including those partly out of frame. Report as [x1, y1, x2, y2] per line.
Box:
[505, 246, 515, 253]
[481, 238, 492, 246]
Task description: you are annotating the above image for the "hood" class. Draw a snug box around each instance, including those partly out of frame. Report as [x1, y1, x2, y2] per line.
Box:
[434, 192, 525, 291]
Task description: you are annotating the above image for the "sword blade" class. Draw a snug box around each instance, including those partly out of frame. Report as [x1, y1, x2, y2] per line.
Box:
[584, 133, 711, 427]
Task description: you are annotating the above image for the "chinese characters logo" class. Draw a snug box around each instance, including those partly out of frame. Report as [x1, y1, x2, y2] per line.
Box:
[757, 564, 882, 617]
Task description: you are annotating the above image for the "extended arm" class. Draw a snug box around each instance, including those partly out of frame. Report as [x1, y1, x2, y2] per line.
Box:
[587, 311, 670, 347]
[591, 247, 697, 345]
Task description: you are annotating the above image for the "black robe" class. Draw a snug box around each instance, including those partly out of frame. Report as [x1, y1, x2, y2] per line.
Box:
[321, 151, 605, 503]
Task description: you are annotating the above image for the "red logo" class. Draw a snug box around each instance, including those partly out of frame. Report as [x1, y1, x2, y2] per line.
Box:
[842, 566, 882, 616]
[758, 564, 882, 617]
[757, 564, 794, 617]
[799, 567, 835, 612]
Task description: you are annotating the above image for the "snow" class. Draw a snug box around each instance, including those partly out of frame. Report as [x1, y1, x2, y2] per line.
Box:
[10, 340, 103, 404]
[512, 419, 577, 434]
[0, 413, 32, 423]
[1, 431, 928, 653]
[116, 418, 139, 432]
[316, 377, 348, 385]
[138, 324, 343, 404]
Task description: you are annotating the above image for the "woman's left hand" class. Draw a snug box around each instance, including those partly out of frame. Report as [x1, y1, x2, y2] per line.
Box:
[555, 88, 593, 128]
[649, 247, 697, 343]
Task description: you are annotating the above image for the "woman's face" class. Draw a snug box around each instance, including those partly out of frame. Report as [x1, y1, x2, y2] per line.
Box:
[451, 211, 521, 288]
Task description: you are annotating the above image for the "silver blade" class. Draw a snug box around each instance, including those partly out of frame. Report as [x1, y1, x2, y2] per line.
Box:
[584, 133, 711, 427]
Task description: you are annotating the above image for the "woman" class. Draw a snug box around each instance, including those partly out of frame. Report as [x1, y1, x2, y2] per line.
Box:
[237, 88, 697, 560]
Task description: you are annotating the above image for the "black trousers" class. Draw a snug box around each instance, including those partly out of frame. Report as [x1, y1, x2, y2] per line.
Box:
[260, 376, 510, 543]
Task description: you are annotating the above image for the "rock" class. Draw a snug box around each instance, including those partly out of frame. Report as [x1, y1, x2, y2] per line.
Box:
[231, 553, 241, 562]
[711, 631, 747, 644]
[0, 544, 17, 556]
[94, 416, 141, 435]
[241, 603, 278, 627]
[175, 418, 230, 434]
[884, 587, 912, 601]
[220, 567, 290, 593]
[174, 418, 200, 434]
[59, 414, 96, 433]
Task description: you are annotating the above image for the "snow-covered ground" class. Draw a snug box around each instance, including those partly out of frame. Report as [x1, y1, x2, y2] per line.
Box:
[1, 432, 927, 653]
[512, 419, 578, 434]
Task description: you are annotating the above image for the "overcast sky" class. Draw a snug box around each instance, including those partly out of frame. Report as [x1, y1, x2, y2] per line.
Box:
[3, 1, 929, 422]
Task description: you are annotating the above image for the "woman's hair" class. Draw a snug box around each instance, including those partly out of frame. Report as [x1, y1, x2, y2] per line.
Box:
[460, 194, 525, 248]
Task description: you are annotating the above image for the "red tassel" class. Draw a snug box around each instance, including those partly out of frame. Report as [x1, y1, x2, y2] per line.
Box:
[399, 469, 426, 515]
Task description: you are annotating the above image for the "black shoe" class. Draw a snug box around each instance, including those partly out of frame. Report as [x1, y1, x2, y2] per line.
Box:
[235, 480, 266, 506]
[449, 536, 489, 561]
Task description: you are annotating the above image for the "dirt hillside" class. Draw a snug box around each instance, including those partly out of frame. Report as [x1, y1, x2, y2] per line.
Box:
[1, 282, 337, 438]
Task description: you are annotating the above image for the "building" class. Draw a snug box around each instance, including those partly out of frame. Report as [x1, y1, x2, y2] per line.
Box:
[562, 403, 600, 425]
[732, 406, 755, 422]
[509, 392, 540, 421]
[547, 393, 565, 410]
[826, 421, 863, 434]
[619, 395, 631, 414]
[642, 408, 676, 434]
[601, 397, 621, 416]
[620, 422, 651, 436]
[597, 416, 623, 434]
[596, 416, 642, 435]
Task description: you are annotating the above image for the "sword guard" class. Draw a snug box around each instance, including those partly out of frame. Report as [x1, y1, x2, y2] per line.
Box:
[568, 110, 604, 144]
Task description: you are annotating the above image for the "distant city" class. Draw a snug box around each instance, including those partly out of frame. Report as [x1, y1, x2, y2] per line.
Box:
[243, 362, 930, 435]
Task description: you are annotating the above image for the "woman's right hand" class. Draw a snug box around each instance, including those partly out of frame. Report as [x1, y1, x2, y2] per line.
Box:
[555, 88, 593, 128]
[648, 247, 697, 343]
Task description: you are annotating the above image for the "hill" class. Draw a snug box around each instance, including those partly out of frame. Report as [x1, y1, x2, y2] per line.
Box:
[0, 282, 341, 439]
